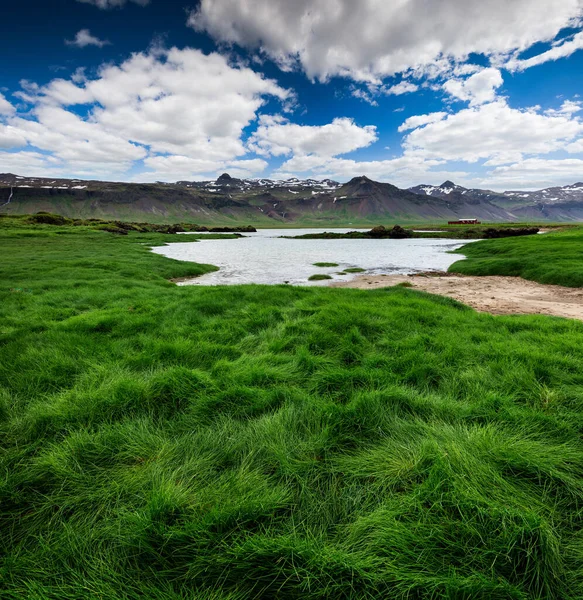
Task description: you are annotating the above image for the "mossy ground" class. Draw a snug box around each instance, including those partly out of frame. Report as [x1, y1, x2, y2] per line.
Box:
[1, 220, 583, 598]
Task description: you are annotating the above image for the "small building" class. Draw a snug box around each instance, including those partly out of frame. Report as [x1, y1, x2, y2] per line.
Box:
[448, 218, 481, 225]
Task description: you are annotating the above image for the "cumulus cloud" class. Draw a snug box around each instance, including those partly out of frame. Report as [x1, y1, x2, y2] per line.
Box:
[190, 0, 583, 82]
[0, 151, 64, 178]
[136, 156, 268, 182]
[0, 125, 28, 149]
[66, 29, 111, 48]
[485, 158, 583, 189]
[384, 81, 419, 96]
[1, 47, 289, 179]
[10, 106, 147, 168]
[506, 31, 583, 72]
[398, 112, 448, 132]
[443, 68, 504, 106]
[76, 0, 149, 9]
[268, 98, 583, 189]
[40, 48, 288, 161]
[545, 100, 583, 117]
[402, 100, 583, 164]
[566, 138, 583, 153]
[248, 116, 377, 158]
[0, 93, 15, 116]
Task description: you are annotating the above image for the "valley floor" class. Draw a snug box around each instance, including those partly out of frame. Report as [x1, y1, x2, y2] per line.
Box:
[334, 273, 583, 320]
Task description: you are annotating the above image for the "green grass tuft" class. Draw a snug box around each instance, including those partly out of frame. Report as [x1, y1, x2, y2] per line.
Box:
[343, 267, 366, 273]
[308, 274, 333, 281]
[313, 262, 339, 267]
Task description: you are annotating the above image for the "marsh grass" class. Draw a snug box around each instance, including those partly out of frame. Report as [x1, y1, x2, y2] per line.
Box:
[308, 274, 333, 281]
[313, 262, 339, 267]
[450, 226, 583, 286]
[344, 267, 366, 274]
[2, 221, 583, 598]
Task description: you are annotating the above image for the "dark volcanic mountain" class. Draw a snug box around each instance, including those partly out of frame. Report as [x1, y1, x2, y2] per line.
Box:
[504, 183, 583, 204]
[409, 181, 511, 205]
[410, 180, 583, 221]
[1, 172, 582, 224]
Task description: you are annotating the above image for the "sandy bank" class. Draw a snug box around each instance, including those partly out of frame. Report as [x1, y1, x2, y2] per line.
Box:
[332, 273, 583, 321]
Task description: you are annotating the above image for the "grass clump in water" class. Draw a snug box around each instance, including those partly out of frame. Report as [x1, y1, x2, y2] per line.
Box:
[344, 267, 366, 273]
[313, 262, 339, 267]
[2, 218, 583, 598]
[308, 273, 333, 281]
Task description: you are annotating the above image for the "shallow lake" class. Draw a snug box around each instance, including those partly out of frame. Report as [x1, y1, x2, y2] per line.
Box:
[152, 228, 473, 286]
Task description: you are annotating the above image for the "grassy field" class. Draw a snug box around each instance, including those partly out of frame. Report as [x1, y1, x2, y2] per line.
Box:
[2, 220, 583, 598]
[450, 226, 583, 286]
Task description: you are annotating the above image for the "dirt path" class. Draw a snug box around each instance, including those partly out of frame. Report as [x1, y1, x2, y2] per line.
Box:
[332, 273, 583, 320]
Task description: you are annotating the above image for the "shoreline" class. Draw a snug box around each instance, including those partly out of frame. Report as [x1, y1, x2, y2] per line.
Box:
[331, 272, 583, 321]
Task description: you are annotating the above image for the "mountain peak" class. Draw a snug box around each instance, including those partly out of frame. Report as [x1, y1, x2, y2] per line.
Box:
[216, 173, 233, 183]
[440, 180, 457, 188]
[346, 175, 373, 186]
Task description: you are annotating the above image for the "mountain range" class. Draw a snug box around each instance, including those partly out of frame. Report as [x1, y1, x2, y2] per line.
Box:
[2, 172, 583, 224]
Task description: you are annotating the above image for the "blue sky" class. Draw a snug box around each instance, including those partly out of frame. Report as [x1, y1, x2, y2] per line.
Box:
[0, 0, 582, 190]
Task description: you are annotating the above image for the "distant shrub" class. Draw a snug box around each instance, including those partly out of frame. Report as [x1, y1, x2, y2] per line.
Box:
[96, 225, 129, 235]
[26, 213, 72, 225]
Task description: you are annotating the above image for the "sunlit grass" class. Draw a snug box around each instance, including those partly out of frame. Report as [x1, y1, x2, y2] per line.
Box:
[1, 221, 583, 598]
[450, 226, 583, 286]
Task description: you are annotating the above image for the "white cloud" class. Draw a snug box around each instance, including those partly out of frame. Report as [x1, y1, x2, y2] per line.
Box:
[265, 98, 583, 189]
[42, 48, 289, 161]
[0, 125, 28, 149]
[3, 47, 289, 179]
[351, 80, 418, 105]
[0, 151, 63, 177]
[383, 81, 419, 96]
[76, 0, 149, 9]
[351, 88, 378, 106]
[137, 156, 268, 182]
[545, 100, 583, 116]
[66, 29, 111, 48]
[190, 0, 583, 82]
[566, 138, 583, 153]
[452, 64, 483, 77]
[402, 100, 583, 164]
[506, 31, 583, 72]
[443, 68, 504, 106]
[10, 106, 147, 168]
[0, 93, 15, 116]
[398, 112, 448, 132]
[248, 116, 378, 157]
[485, 158, 583, 189]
